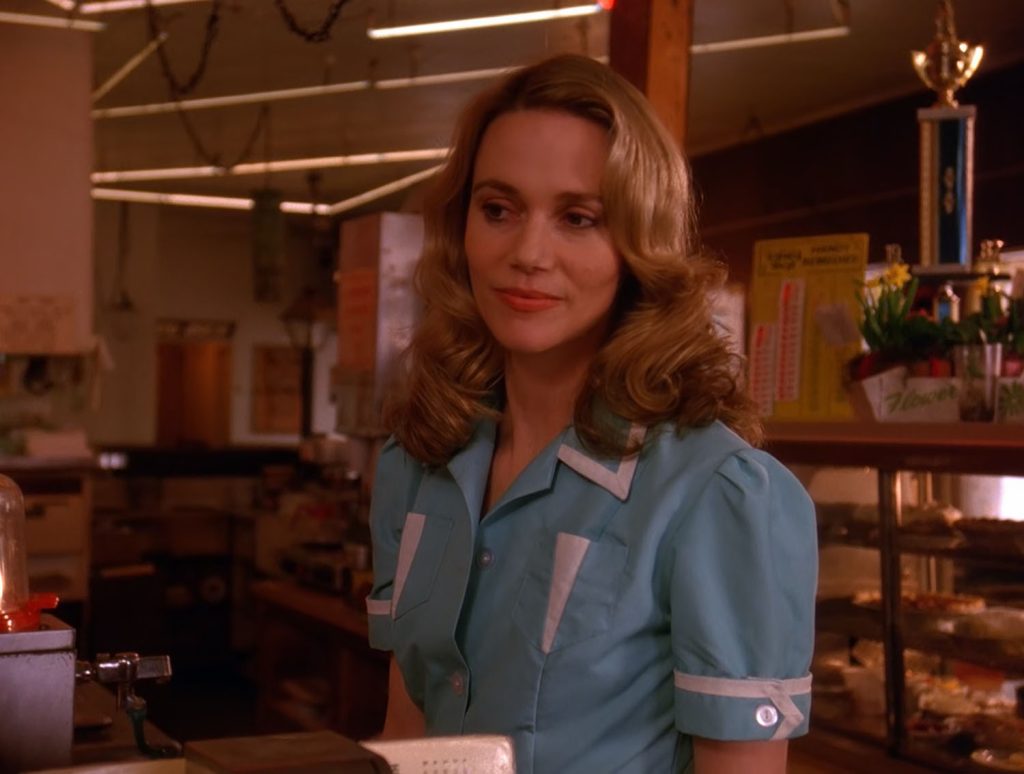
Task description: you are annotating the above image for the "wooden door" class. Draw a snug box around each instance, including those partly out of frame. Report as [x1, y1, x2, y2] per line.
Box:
[157, 340, 231, 447]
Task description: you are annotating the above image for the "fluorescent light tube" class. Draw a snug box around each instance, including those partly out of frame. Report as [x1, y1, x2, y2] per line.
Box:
[328, 165, 442, 215]
[92, 187, 332, 215]
[93, 32, 170, 102]
[368, 3, 604, 39]
[0, 11, 105, 31]
[79, 0, 210, 13]
[690, 26, 850, 55]
[92, 65, 519, 119]
[94, 79, 372, 118]
[92, 149, 450, 184]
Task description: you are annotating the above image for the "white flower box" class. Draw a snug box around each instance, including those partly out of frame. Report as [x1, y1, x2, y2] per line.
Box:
[996, 375, 1024, 423]
[848, 366, 960, 422]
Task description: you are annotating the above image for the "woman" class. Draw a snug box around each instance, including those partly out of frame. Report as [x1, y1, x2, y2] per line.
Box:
[366, 54, 817, 774]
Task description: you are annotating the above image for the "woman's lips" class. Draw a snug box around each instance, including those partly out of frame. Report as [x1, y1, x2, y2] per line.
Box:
[494, 288, 561, 312]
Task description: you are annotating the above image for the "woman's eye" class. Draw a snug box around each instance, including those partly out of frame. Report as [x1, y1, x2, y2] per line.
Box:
[564, 210, 598, 229]
[481, 202, 510, 222]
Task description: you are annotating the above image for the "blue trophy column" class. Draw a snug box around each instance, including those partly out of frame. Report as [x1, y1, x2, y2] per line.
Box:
[918, 105, 975, 267]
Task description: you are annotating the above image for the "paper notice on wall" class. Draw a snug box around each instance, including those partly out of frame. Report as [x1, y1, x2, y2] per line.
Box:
[774, 279, 805, 403]
[0, 295, 77, 354]
[750, 234, 869, 420]
[748, 322, 777, 416]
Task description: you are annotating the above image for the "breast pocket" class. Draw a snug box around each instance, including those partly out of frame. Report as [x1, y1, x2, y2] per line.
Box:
[513, 531, 629, 654]
[392, 511, 453, 620]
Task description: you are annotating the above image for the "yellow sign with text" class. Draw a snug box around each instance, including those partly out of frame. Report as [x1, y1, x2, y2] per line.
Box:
[749, 233, 868, 420]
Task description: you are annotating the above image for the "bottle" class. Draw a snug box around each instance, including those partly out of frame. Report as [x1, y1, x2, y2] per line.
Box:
[974, 238, 1004, 274]
[932, 282, 961, 323]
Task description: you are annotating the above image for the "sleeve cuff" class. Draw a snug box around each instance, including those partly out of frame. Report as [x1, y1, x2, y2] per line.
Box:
[366, 596, 393, 651]
[674, 672, 812, 741]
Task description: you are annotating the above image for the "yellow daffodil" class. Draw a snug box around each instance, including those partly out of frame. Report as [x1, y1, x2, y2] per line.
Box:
[882, 262, 911, 289]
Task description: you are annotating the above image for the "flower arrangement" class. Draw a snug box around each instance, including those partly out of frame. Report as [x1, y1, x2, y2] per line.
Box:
[850, 261, 949, 380]
[849, 264, 1024, 382]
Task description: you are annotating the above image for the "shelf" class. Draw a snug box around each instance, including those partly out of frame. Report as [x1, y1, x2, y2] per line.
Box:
[903, 630, 1024, 675]
[896, 535, 1024, 570]
[817, 597, 883, 641]
[817, 598, 1024, 674]
[765, 422, 1024, 476]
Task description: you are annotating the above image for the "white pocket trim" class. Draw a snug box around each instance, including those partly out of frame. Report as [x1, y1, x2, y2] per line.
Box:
[541, 533, 592, 654]
[392, 512, 426, 619]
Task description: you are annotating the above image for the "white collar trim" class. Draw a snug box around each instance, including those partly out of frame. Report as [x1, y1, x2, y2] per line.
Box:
[556, 423, 646, 500]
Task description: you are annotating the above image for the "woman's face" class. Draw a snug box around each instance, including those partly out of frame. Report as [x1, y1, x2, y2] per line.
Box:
[464, 109, 622, 363]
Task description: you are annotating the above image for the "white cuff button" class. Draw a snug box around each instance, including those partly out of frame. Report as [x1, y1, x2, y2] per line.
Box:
[755, 704, 779, 727]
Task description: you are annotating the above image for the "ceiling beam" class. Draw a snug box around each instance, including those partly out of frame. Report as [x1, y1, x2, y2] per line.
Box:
[608, 0, 693, 150]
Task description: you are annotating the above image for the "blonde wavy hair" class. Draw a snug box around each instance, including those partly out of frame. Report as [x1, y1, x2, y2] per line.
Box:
[386, 54, 761, 465]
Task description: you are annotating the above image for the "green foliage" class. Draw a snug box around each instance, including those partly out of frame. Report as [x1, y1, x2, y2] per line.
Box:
[856, 275, 930, 360]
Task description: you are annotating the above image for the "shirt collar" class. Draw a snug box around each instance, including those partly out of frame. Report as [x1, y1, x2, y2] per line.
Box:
[556, 419, 646, 501]
[447, 419, 497, 519]
[446, 414, 646, 517]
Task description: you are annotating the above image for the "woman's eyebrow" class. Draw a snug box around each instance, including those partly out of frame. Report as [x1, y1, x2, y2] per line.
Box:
[554, 191, 603, 207]
[472, 179, 602, 206]
[471, 179, 518, 196]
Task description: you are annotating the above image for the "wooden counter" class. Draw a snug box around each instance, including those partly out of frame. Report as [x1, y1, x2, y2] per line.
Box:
[249, 579, 387, 741]
[765, 421, 1024, 476]
[250, 579, 370, 640]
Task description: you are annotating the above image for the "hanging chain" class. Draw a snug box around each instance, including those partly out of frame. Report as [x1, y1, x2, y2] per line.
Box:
[273, 0, 351, 43]
[171, 101, 269, 170]
[147, 0, 222, 96]
[142, 0, 267, 169]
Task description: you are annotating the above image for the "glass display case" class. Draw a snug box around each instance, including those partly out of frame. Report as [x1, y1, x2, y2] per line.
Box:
[767, 422, 1024, 772]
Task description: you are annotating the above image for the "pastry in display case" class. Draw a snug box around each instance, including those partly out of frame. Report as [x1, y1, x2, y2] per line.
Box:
[768, 423, 1024, 771]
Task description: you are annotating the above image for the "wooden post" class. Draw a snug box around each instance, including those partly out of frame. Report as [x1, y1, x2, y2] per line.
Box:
[608, 0, 694, 150]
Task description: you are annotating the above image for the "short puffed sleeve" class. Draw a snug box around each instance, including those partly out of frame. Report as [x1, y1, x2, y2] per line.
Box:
[365, 438, 422, 651]
[668, 448, 817, 741]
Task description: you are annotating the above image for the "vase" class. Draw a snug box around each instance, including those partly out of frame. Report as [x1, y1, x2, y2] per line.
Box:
[953, 344, 1003, 422]
[1003, 354, 1024, 379]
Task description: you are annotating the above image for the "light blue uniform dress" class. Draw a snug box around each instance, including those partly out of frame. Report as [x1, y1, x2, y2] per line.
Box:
[367, 418, 817, 774]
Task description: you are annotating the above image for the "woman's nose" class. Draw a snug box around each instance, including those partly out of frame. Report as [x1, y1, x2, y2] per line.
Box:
[509, 217, 553, 273]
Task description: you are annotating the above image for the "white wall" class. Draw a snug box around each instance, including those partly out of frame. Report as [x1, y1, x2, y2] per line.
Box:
[0, 24, 93, 349]
[87, 202, 336, 446]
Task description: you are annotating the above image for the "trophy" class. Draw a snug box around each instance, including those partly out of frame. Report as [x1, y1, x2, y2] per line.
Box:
[912, 0, 984, 270]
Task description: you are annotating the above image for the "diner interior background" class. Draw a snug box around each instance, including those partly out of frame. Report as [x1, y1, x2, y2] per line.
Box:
[2, 0, 1024, 750]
